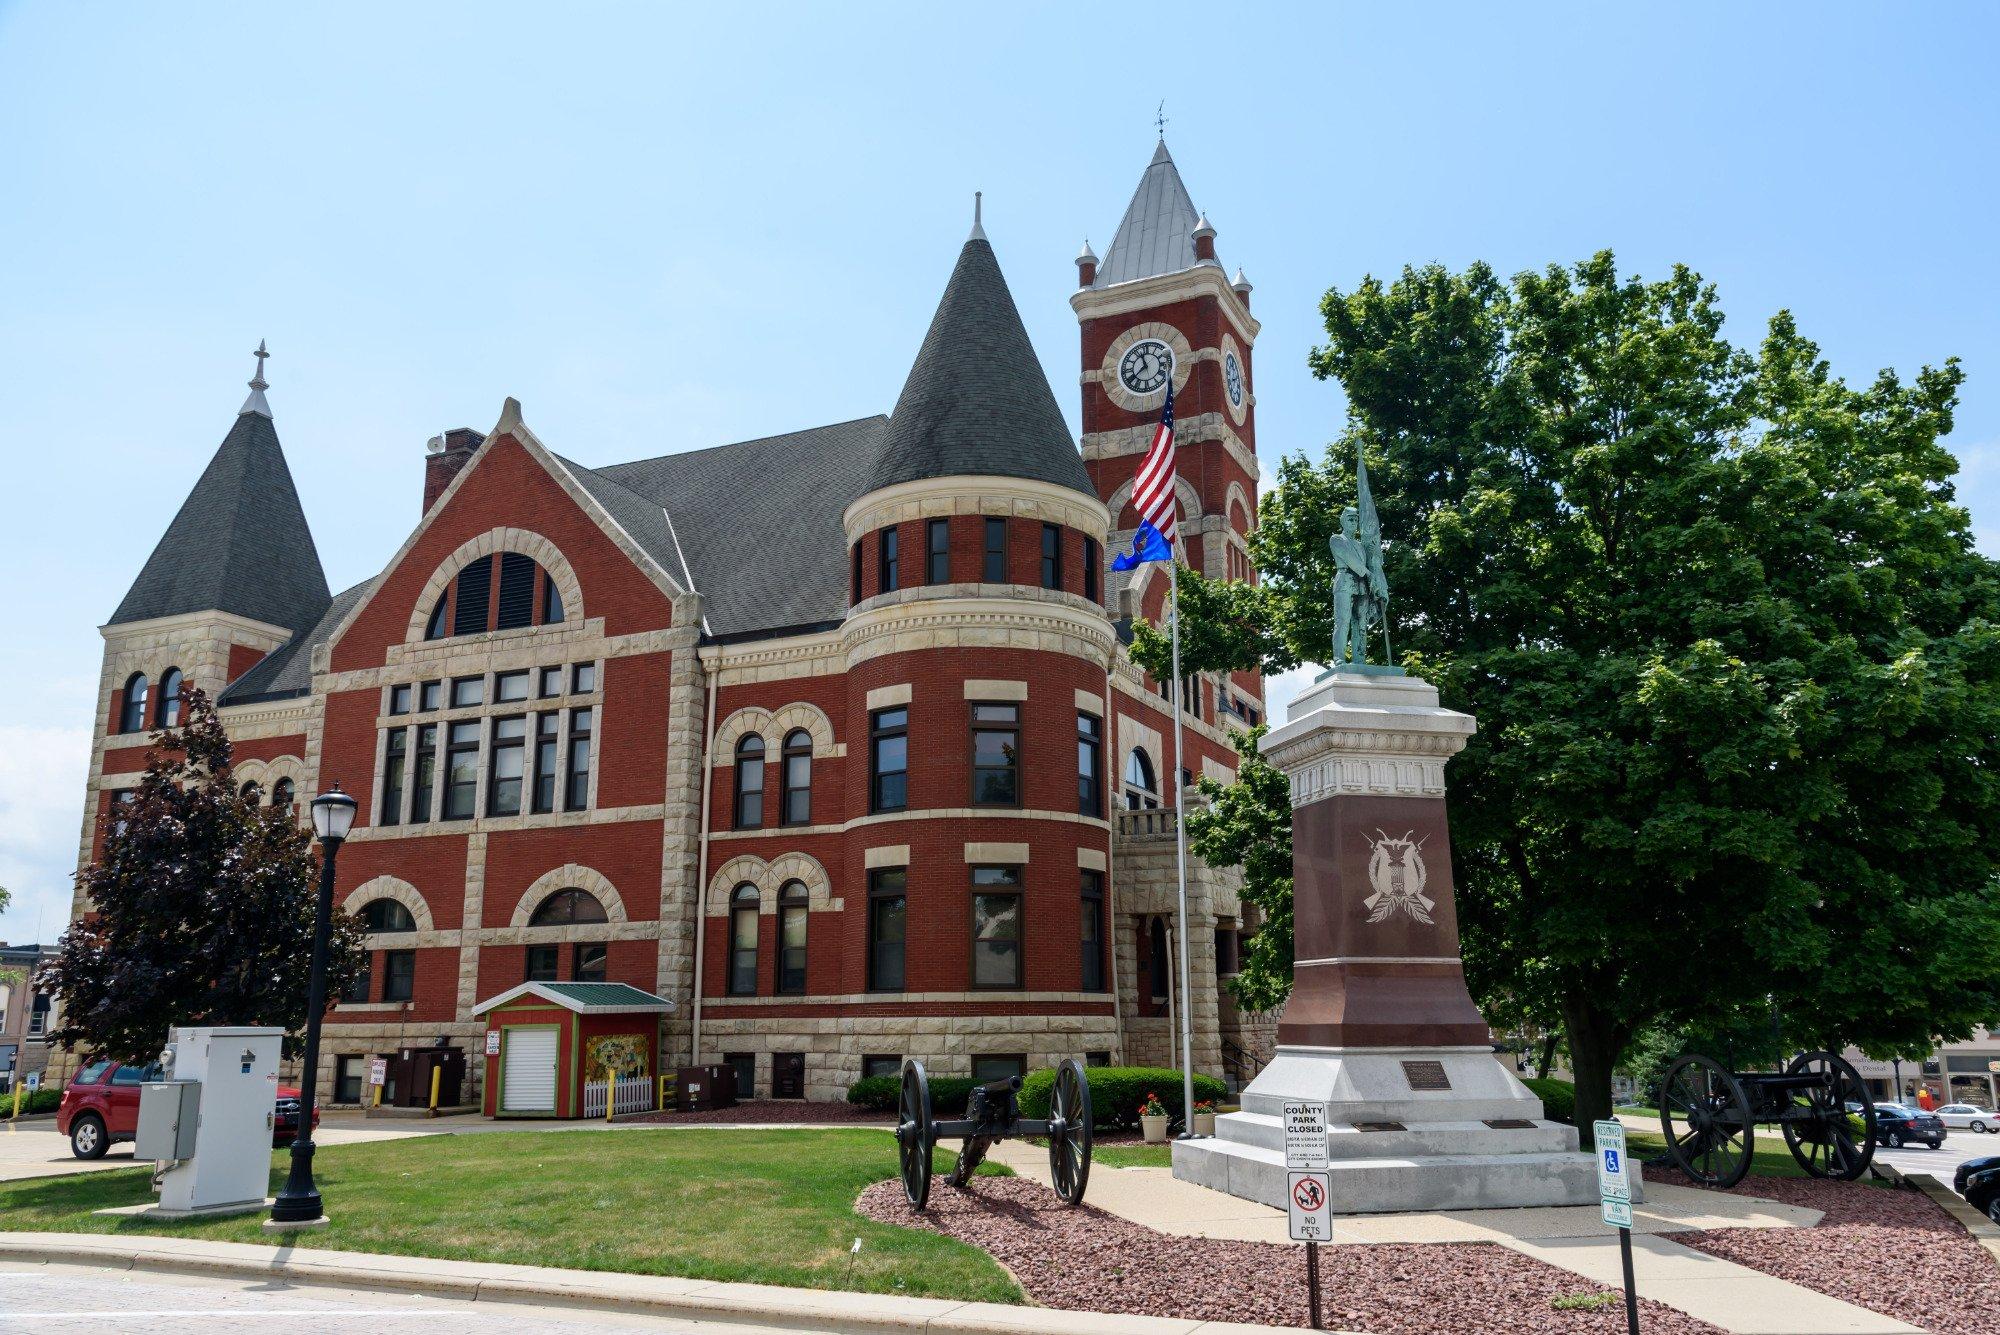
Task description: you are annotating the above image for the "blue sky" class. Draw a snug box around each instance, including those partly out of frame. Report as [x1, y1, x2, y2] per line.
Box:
[2, 2, 1996, 944]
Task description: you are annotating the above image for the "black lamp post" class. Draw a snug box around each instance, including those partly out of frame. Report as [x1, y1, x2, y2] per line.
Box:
[268, 783, 356, 1230]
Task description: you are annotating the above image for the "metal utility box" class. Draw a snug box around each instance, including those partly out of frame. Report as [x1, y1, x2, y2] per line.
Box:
[136, 1080, 201, 1161]
[674, 1063, 738, 1112]
[380, 1044, 466, 1108]
[154, 1026, 282, 1216]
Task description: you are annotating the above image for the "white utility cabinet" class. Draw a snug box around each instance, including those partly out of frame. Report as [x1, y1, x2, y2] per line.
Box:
[148, 1025, 282, 1215]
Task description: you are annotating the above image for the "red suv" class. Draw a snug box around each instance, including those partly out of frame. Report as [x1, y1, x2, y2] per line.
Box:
[56, 1059, 316, 1159]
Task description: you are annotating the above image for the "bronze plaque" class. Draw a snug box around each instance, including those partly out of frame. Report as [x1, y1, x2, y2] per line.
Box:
[1484, 1118, 1535, 1130]
[1355, 1121, 1406, 1132]
[1401, 1060, 1452, 1091]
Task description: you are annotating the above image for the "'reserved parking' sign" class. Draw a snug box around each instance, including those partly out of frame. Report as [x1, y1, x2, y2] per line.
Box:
[1594, 1119, 1632, 1228]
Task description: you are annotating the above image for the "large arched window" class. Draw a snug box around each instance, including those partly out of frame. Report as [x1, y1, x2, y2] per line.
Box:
[118, 673, 149, 734]
[423, 552, 565, 641]
[1124, 748, 1158, 811]
[734, 735, 765, 829]
[728, 884, 759, 995]
[359, 899, 417, 933]
[158, 668, 184, 729]
[529, 888, 608, 927]
[781, 729, 812, 825]
[777, 879, 808, 994]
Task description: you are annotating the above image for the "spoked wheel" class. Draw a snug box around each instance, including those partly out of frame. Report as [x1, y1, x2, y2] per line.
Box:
[948, 1135, 992, 1188]
[1047, 1057, 1094, 1205]
[1660, 1054, 1755, 1189]
[1781, 1050, 1875, 1181]
[897, 1059, 935, 1209]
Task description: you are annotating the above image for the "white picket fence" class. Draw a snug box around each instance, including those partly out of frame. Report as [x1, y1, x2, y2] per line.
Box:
[582, 1073, 655, 1118]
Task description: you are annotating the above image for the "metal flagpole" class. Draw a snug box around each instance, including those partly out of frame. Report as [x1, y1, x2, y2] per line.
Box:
[1169, 553, 1197, 1135]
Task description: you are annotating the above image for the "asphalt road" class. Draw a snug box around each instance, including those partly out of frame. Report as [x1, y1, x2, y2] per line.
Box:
[1, 1260, 804, 1333]
[1871, 1125, 2000, 1196]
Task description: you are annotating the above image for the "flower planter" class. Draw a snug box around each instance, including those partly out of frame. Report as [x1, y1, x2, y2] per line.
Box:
[1193, 1111, 1216, 1136]
[1142, 1113, 1169, 1143]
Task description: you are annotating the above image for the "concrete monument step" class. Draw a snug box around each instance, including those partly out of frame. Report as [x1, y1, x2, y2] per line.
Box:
[1173, 1134, 1609, 1215]
[1215, 1110, 1578, 1160]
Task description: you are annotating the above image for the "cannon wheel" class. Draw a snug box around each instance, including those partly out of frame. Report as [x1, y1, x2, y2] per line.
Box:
[1048, 1058, 1094, 1205]
[1781, 1050, 1876, 1181]
[1660, 1054, 1755, 1189]
[897, 1059, 935, 1209]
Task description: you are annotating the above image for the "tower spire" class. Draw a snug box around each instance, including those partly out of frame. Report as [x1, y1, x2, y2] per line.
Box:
[969, 190, 986, 242]
[240, 339, 272, 418]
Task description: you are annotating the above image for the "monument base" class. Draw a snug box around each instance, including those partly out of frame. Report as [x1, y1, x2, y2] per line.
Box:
[1172, 1045, 1621, 1214]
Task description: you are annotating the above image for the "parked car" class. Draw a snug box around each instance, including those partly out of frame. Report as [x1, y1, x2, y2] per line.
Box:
[1954, 1154, 2000, 1194]
[55, 1058, 316, 1159]
[1870, 1102, 1946, 1149]
[1933, 1104, 1998, 1133]
[1958, 1156, 2000, 1218]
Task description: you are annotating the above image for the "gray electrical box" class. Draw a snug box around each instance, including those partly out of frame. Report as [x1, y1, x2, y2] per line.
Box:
[136, 1080, 201, 1161]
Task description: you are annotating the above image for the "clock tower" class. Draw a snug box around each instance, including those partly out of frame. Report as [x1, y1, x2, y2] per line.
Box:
[1074, 138, 1264, 720]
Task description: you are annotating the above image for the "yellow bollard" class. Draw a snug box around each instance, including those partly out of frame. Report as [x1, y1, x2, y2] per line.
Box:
[429, 1066, 441, 1112]
[9, 1080, 20, 1122]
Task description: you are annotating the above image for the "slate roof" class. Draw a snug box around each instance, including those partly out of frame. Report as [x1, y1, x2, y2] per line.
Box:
[1093, 139, 1207, 289]
[109, 408, 332, 635]
[217, 580, 368, 705]
[866, 234, 1093, 499]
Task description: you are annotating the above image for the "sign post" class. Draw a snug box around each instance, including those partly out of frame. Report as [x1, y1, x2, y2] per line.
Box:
[1593, 1119, 1638, 1335]
[1284, 1101, 1332, 1330]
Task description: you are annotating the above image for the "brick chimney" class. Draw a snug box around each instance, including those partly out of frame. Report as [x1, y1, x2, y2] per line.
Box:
[423, 428, 485, 513]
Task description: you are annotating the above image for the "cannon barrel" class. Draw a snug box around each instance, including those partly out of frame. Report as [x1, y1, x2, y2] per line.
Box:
[976, 1074, 1024, 1097]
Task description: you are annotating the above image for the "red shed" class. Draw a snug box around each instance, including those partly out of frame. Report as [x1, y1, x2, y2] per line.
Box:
[472, 981, 674, 1119]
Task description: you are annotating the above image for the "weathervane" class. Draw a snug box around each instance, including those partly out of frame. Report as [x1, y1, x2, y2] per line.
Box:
[250, 338, 270, 390]
[1155, 100, 1168, 137]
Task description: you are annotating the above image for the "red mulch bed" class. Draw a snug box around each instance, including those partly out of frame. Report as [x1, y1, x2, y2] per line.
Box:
[857, 1177, 1721, 1334]
[1656, 1168, 2000, 1335]
[628, 1099, 892, 1125]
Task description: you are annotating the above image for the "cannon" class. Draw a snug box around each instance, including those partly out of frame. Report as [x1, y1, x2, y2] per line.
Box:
[1657, 1049, 1876, 1189]
[895, 1057, 1093, 1209]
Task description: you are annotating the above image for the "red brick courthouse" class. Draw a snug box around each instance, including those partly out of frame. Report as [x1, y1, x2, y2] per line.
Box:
[69, 143, 1277, 1109]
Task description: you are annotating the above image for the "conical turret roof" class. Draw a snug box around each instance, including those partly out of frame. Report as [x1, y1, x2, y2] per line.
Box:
[1093, 139, 1203, 288]
[866, 228, 1092, 498]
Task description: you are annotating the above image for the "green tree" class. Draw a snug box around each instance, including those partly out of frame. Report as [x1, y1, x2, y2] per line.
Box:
[1140, 252, 2000, 1133]
[41, 687, 364, 1061]
[1183, 725, 1293, 1012]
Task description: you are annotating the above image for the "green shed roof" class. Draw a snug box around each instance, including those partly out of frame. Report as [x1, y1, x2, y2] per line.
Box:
[472, 981, 675, 1016]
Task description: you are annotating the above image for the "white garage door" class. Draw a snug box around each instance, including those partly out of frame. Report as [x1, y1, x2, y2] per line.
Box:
[501, 1027, 559, 1113]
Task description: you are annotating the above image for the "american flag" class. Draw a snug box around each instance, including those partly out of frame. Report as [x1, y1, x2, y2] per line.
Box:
[1129, 383, 1177, 552]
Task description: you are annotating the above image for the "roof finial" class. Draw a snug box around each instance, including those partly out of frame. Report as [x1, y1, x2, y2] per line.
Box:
[1155, 100, 1168, 139]
[239, 338, 273, 418]
[969, 190, 987, 242]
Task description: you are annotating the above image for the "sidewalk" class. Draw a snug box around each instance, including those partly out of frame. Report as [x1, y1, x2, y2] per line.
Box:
[0, 1231, 1331, 1335]
[985, 1141, 1919, 1335]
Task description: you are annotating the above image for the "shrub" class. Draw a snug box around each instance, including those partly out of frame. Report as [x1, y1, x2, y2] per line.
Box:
[1522, 1076, 1575, 1124]
[846, 1073, 974, 1116]
[6, 1086, 62, 1114]
[1018, 1066, 1228, 1129]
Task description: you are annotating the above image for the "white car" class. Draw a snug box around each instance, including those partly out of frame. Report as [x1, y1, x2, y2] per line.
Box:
[1934, 1104, 2000, 1133]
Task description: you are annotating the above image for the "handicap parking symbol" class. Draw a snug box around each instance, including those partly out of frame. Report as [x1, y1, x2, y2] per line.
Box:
[1602, 1148, 1621, 1175]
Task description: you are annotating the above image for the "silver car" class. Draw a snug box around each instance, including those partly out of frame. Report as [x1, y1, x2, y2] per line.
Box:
[1935, 1103, 1999, 1133]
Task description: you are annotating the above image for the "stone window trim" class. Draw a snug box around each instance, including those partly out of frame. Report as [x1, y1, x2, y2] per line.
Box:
[508, 864, 630, 928]
[341, 876, 436, 934]
[705, 851, 837, 916]
[709, 702, 837, 764]
[402, 528, 587, 645]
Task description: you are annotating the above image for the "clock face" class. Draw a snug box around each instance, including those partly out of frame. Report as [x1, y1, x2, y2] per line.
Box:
[1224, 351, 1245, 408]
[1118, 339, 1174, 395]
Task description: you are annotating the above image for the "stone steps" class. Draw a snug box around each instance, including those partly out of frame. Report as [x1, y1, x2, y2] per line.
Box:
[1172, 1133, 1610, 1214]
[1215, 1110, 1578, 1160]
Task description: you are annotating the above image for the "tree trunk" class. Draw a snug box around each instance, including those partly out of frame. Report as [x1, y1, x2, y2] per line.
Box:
[1537, 1032, 1559, 1079]
[1562, 991, 1624, 1148]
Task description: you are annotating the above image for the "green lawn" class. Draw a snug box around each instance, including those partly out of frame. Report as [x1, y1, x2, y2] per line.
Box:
[1093, 1143, 1174, 1168]
[0, 1129, 1018, 1301]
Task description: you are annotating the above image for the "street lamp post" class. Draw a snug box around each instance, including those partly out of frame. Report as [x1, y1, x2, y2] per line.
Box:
[268, 783, 356, 1231]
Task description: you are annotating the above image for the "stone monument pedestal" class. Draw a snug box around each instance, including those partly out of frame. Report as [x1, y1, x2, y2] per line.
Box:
[1173, 670, 1615, 1214]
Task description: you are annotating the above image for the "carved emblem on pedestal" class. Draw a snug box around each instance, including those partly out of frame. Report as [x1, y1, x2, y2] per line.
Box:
[1363, 830, 1434, 925]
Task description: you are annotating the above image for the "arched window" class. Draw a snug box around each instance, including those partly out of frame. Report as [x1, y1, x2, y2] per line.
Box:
[158, 668, 184, 728]
[423, 552, 566, 641]
[734, 735, 765, 829]
[118, 673, 149, 734]
[359, 899, 417, 933]
[529, 888, 608, 927]
[270, 778, 295, 810]
[781, 729, 812, 825]
[728, 884, 759, 995]
[424, 592, 449, 640]
[1124, 748, 1158, 811]
[777, 880, 808, 994]
[1149, 917, 1170, 1002]
[240, 780, 262, 802]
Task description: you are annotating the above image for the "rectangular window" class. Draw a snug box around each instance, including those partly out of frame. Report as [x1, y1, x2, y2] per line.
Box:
[343, 955, 372, 1004]
[1083, 536, 1100, 603]
[983, 517, 1007, 582]
[572, 942, 607, 983]
[526, 944, 558, 981]
[572, 662, 597, 694]
[870, 707, 908, 813]
[778, 896, 807, 995]
[496, 552, 536, 630]
[538, 665, 563, 698]
[862, 1054, 901, 1080]
[380, 728, 407, 826]
[1081, 869, 1106, 992]
[867, 868, 907, 992]
[382, 949, 416, 1002]
[565, 707, 593, 810]
[419, 680, 442, 712]
[1077, 711, 1102, 817]
[971, 1054, 1026, 1084]
[389, 684, 412, 715]
[970, 702, 1019, 806]
[443, 720, 480, 819]
[1041, 522, 1062, 590]
[452, 557, 493, 636]
[410, 723, 437, 821]
[335, 1055, 364, 1104]
[851, 541, 864, 604]
[971, 865, 1023, 989]
[927, 518, 950, 584]
[1086, 1051, 1111, 1068]
[878, 526, 900, 593]
[1214, 926, 1239, 977]
[487, 716, 526, 816]
[495, 669, 530, 703]
[530, 713, 560, 814]
[451, 675, 484, 708]
[729, 900, 758, 995]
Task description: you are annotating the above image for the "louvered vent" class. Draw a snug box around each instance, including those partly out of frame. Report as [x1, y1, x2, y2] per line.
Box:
[496, 552, 536, 630]
[452, 557, 493, 636]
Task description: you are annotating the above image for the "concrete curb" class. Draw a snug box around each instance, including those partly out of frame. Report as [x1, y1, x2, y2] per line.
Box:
[0, 1231, 1342, 1335]
[1904, 1173, 2000, 1270]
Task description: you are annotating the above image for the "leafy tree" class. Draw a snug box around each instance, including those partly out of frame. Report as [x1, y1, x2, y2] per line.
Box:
[1140, 251, 2000, 1134]
[1183, 725, 1292, 1012]
[41, 687, 364, 1061]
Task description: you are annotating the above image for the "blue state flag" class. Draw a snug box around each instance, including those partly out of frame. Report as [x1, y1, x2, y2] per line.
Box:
[1111, 519, 1173, 571]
